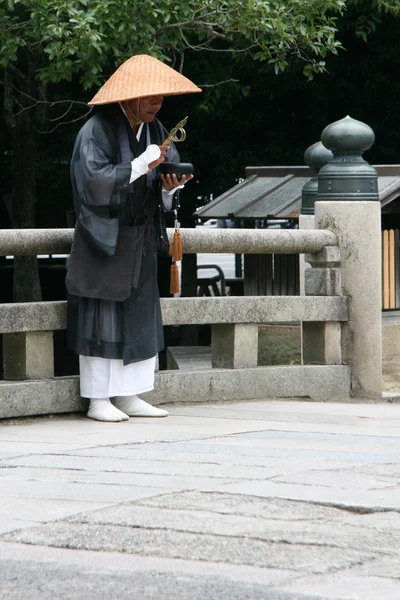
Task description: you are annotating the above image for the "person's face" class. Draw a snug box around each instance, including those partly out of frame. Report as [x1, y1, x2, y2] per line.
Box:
[125, 95, 164, 123]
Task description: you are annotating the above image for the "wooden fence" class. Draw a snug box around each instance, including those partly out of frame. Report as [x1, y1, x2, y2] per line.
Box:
[198, 233, 396, 308]
[382, 229, 399, 309]
[244, 233, 400, 309]
[244, 254, 300, 296]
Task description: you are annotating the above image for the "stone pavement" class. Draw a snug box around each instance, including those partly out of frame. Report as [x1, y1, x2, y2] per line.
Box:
[1, 400, 400, 599]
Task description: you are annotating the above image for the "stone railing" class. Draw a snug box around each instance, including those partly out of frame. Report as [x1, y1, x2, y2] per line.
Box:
[0, 224, 365, 419]
[0, 116, 383, 419]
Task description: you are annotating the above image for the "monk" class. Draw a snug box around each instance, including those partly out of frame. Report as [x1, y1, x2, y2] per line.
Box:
[66, 55, 201, 421]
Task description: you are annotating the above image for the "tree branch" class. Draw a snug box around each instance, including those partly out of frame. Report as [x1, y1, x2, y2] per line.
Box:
[155, 8, 242, 37]
[198, 78, 239, 88]
[182, 36, 256, 53]
[178, 51, 185, 74]
[11, 85, 88, 107]
[45, 102, 74, 122]
[34, 109, 92, 134]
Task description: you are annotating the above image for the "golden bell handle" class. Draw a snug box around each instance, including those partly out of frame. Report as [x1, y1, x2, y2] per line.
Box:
[162, 116, 188, 145]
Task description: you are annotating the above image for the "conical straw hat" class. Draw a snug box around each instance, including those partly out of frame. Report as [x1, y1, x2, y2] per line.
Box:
[88, 54, 202, 105]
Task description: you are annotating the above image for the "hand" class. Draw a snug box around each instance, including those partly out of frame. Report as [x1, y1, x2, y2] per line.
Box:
[161, 173, 193, 192]
[147, 144, 169, 171]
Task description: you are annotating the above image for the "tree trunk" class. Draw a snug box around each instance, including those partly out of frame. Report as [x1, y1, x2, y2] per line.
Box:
[4, 68, 42, 302]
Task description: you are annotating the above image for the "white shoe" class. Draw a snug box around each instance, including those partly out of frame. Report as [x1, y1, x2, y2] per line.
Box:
[114, 396, 168, 418]
[87, 398, 129, 422]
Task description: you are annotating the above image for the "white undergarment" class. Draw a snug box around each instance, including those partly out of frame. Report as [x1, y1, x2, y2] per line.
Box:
[79, 355, 156, 399]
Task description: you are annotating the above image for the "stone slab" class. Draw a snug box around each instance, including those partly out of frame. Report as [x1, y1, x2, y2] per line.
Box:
[0, 496, 112, 523]
[0, 466, 241, 493]
[0, 295, 350, 334]
[332, 511, 400, 531]
[0, 377, 83, 419]
[140, 490, 348, 520]
[167, 401, 400, 423]
[220, 479, 400, 512]
[0, 541, 300, 587]
[145, 365, 351, 405]
[0, 413, 286, 444]
[161, 296, 350, 325]
[0, 301, 67, 333]
[0, 460, 278, 482]
[147, 439, 397, 465]
[182, 400, 400, 417]
[0, 564, 302, 600]
[347, 554, 400, 578]
[0, 366, 352, 419]
[0, 452, 360, 482]
[64, 446, 356, 474]
[65, 503, 400, 554]
[0, 520, 43, 535]
[269, 469, 398, 490]
[0, 542, 307, 600]
[0, 480, 168, 503]
[346, 463, 400, 478]
[2, 522, 374, 573]
[166, 346, 212, 370]
[159, 419, 400, 439]
[0, 441, 98, 455]
[0, 400, 399, 598]
[225, 429, 400, 451]
[280, 574, 400, 600]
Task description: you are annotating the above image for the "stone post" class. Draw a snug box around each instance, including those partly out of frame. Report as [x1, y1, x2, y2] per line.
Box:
[3, 331, 54, 380]
[314, 116, 382, 399]
[299, 142, 333, 295]
[302, 246, 342, 366]
[211, 324, 258, 369]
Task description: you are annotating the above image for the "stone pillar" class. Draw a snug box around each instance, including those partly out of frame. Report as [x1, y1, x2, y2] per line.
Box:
[302, 246, 342, 365]
[299, 142, 333, 295]
[3, 331, 54, 380]
[315, 116, 382, 400]
[211, 324, 258, 369]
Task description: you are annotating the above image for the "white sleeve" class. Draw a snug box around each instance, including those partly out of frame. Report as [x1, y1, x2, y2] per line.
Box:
[161, 189, 174, 210]
[129, 144, 161, 184]
[161, 183, 186, 210]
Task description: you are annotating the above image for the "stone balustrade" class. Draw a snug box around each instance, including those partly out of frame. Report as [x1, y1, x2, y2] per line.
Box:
[0, 225, 353, 419]
[0, 226, 337, 256]
[0, 116, 384, 418]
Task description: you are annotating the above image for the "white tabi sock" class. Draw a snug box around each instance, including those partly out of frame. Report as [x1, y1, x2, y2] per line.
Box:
[114, 396, 168, 418]
[87, 398, 129, 422]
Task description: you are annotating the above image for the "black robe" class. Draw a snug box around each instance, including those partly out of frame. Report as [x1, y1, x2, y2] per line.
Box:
[66, 104, 179, 365]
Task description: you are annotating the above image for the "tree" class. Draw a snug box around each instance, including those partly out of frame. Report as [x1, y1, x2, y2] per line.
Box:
[177, 2, 400, 199]
[0, 0, 398, 299]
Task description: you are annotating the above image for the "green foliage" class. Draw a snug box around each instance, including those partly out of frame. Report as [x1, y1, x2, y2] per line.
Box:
[0, 0, 350, 85]
[346, 0, 400, 41]
[2, 0, 399, 88]
[1, 0, 400, 222]
[175, 7, 400, 203]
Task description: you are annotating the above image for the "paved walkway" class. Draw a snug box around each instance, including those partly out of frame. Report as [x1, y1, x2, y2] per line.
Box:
[1, 400, 400, 599]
